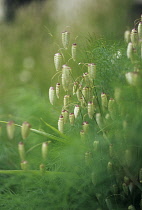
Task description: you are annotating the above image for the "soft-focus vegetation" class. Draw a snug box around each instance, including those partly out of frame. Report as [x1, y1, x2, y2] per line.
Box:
[0, 1, 142, 209]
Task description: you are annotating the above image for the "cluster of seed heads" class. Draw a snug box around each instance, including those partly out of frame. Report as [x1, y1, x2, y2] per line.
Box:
[6, 121, 49, 171]
[49, 31, 118, 137]
[125, 15, 142, 87]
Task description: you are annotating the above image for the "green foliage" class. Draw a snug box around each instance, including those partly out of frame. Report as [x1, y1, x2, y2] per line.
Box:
[0, 5, 142, 210]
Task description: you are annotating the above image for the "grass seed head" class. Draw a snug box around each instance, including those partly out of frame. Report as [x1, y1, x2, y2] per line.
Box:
[74, 105, 80, 118]
[88, 101, 94, 119]
[82, 121, 89, 133]
[61, 109, 69, 124]
[62, 31, 70, 49]
[127, 42, 133, 59]
[49, 86, 56, 105]
[21, 121, 31, 140]
[101, 93, 108, 113]
[56, 83, 60, 99]
[138, 22, 142, 41]
[42, 142, 48, 161]
[62, 65, 72, 91]
[18, 142, 25, 161]
[124, 30, 130, 43]
[58, 115, 64, 133]
[54, 53, 62, 71]
[72, 43, 77, 61]
[69, 113, 75, 125]
[130, 28, 138, 48]
[6, 121, 15, 140]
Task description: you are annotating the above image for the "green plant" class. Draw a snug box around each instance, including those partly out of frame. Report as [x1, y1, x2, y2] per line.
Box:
[1, 14, 142, 210]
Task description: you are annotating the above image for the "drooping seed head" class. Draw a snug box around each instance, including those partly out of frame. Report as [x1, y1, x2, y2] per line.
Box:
[73, 81, 79, 95]
[72, 43, 77, 61]
[61, 109, 69, 124]
[96, 113, 104, 130]
[101, 93, 108, 112]
[82, 86, 89, 105]
[138, 22, 142, 41]
[83, 72, 90, 86]
[42, 142, 48, 161]
[127, 42, 133, 59]
[69, 113, 75, 125]
[62, 65, 72, 91]
[74, 105, 80, 118]
[54, 53, 62, 71]
[88, 63, 96, 80]
[108, 98, 116, 120]
[130, 28, 138, 47]
[76, 84, 82, 101]
[63, 95, 70, 109]
[18, 142, 25, 161]
[56, 83, 60, 99]
[82, 121, 89, 133]
[49, 86, 56, 105]
[21, 121, 31, 140]
[88, 101, 94, 119]
[125, 71, 141, 86]
[7, 121, 15, 140]
[58, 115, 64, 133]
[124, 30, 130, 43]
[62, 31, 70, 49]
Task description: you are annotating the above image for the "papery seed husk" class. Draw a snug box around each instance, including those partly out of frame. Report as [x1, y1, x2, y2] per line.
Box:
[21, 121, 31, 140]
[72, 43, 77, 61]
[42, 142, 48, 160]
[127, 42, 133, 59]
[138, 22, 142, 41]
[88, 101, 94, 119]
[101, 93, 108, 112]
[58, 115, 64, 133]
[73, 82, 79, 95]
[18, 142, 25, 161]
[88, 63, 96, 80]
[7, 121, 15, 140]
[69, 113, 75, 125]
[125, 71, 141, 86]
[56, 83, 60, 99]
[62, 65, 72, 91]
[74, 105, 80, 118]
[82, 121, 89, 133]
[63, 95, 70, 109]
[130, 28, 138, 48]
[49, 86, 56, 105]
[96, 113, 104, 130]
[62, 31, 70, 49]
[124, 30, 130, 43]
[54, 53, 62, 71]
[108, 98, 116, 120]
[62, 110, 69, 124]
